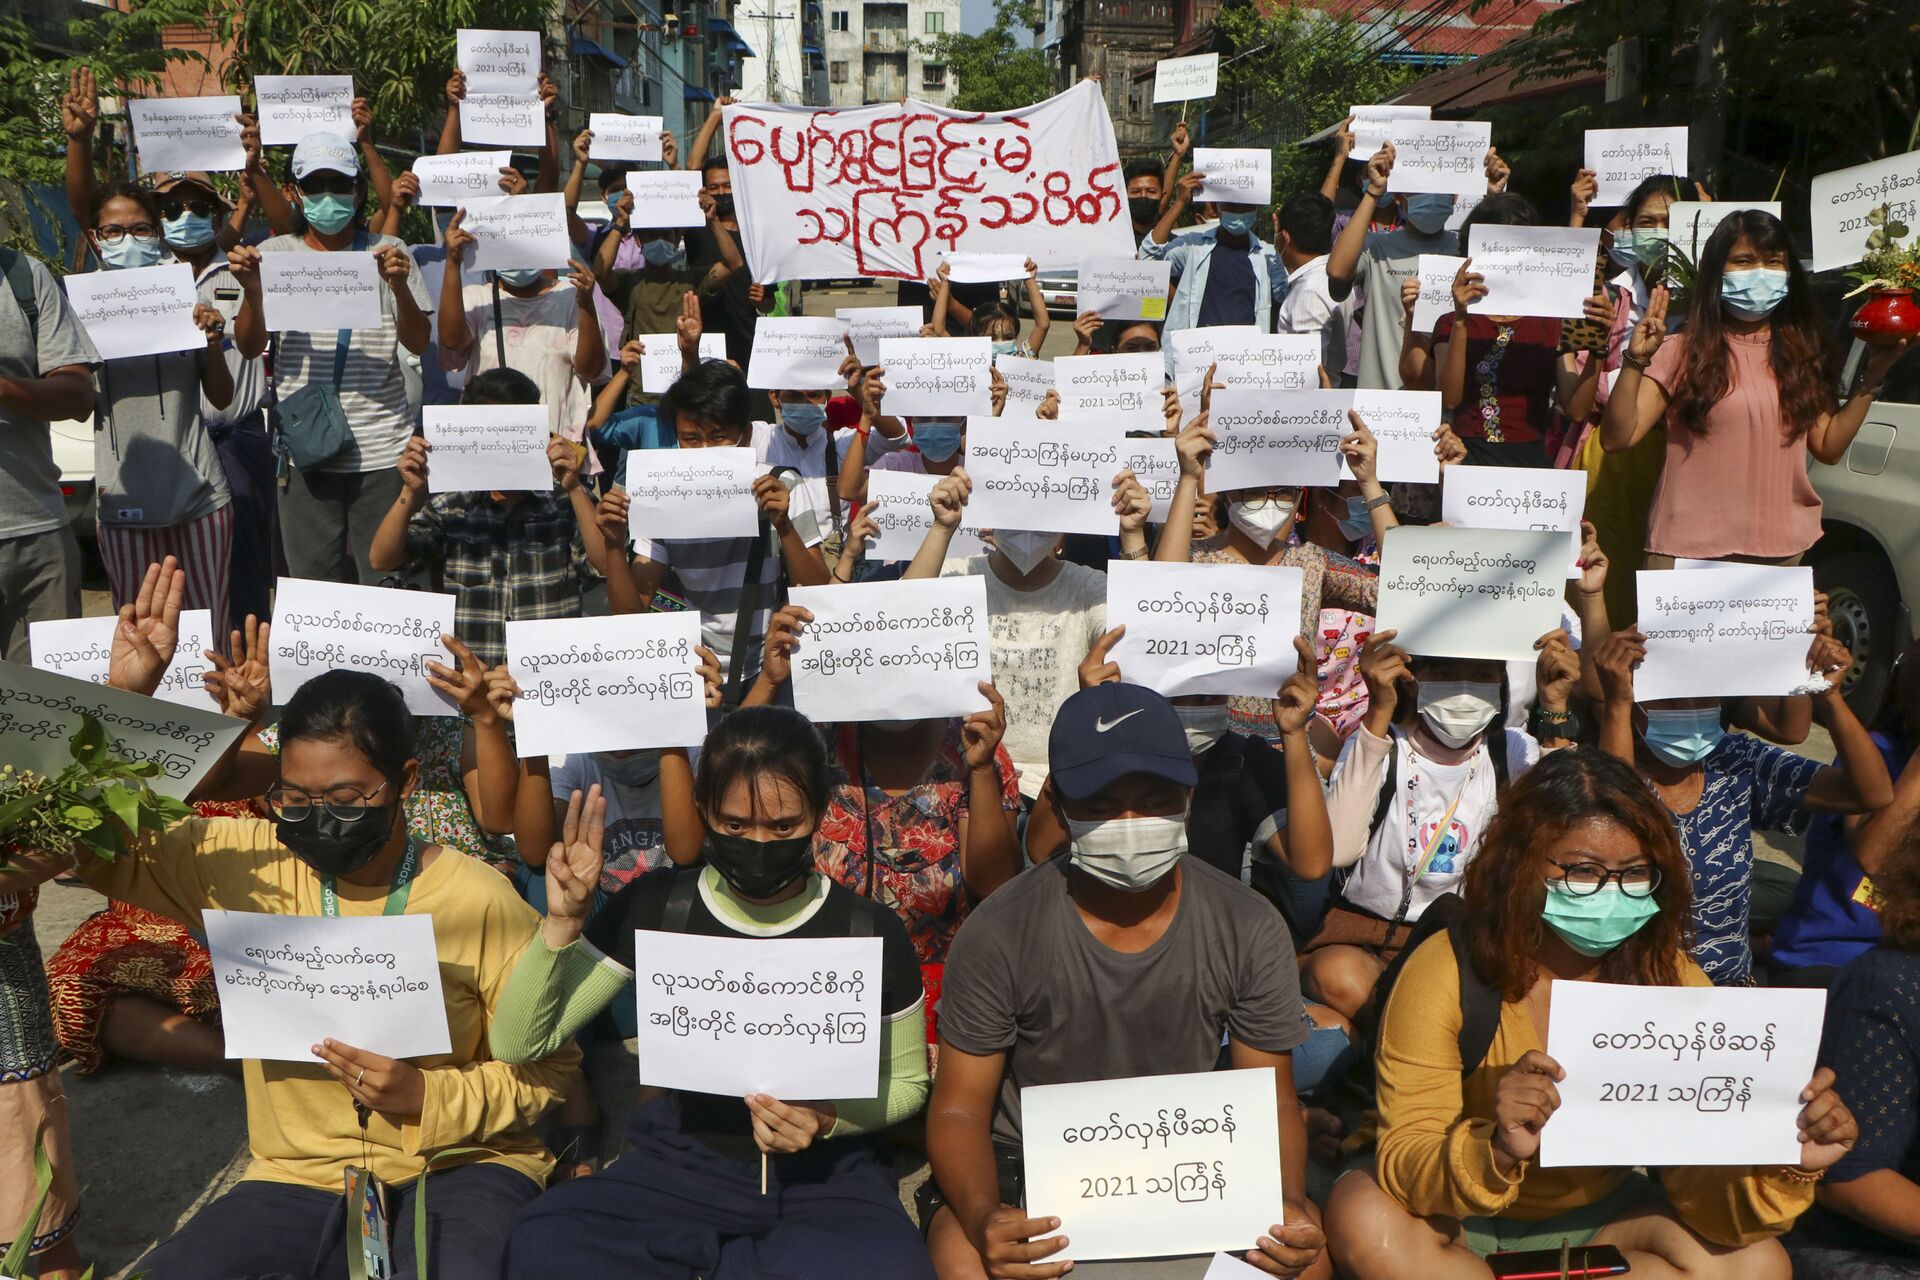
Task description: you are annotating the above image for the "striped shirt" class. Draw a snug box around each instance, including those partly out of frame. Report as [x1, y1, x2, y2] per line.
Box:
[260, 232, 429, 474]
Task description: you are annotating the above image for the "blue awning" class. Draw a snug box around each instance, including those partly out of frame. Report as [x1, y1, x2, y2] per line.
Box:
[683, 84, 716, 102]
[803, 43, 822, 54]
[571, 35, 630, 67]
[707, 18, 756, 56]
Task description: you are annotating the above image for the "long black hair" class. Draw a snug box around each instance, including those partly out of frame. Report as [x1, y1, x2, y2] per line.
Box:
[279, 670, 416, 787]
[695, 706, 831, 827]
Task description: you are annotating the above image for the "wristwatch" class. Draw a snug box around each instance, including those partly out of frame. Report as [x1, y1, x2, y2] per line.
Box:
[1364, 493, 1393, 512]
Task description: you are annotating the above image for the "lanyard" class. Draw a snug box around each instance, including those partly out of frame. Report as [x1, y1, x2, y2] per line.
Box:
[321, 837, 421, 918]
[1403, 740, 1476, 886]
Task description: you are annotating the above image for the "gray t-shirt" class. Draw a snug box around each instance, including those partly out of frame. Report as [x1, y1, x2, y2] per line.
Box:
[95, 345, 230, 528]
[940, 855, 1308, 1147]
[260, 232, 430, 473]
[1354, 226, 1457, 390]
[0, 255, 100, 540]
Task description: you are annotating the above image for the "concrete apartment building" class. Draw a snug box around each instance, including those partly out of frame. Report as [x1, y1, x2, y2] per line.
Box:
[822, 0, 962, 106]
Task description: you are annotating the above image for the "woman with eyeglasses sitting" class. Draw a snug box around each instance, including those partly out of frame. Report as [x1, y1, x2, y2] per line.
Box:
[1325, 748, 1858, 1280]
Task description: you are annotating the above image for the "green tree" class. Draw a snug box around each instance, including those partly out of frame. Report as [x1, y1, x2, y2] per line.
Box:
[918, 0, 1056, 113]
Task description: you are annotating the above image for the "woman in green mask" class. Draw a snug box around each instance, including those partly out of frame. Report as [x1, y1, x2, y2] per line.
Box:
[1327, 747, 1859, 1280]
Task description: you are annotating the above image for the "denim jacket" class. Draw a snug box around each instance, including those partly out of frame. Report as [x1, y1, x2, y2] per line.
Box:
[1140, 227, 1291, 335]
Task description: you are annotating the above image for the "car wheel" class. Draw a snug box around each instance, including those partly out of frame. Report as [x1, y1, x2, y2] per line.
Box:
[1815, 549, 1896, 720]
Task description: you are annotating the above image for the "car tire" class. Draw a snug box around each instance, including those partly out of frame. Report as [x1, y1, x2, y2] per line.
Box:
[1815, 549, 1897, 720]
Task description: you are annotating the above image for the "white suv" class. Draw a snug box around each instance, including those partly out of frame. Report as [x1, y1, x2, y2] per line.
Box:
[48, 413, 96, 550]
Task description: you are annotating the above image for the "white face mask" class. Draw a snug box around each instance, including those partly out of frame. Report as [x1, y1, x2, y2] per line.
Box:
[1174, 704, 1230, 756]
[1227, 499, 1294, 549]
[994, 529, 1060, 576]
[1415, 680, 1502, 748]
[1066, 812, 1189, 891]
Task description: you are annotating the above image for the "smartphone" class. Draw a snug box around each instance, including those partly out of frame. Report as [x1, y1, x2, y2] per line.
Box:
[1487, 1244, 1630, 1280]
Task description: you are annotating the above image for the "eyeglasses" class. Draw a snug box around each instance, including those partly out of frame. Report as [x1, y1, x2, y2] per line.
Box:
[1235, 488, 1299, 511]
[1552, 861, 1661, 898]
[95, 224, 160, 245]
[161, 199, 217, 220]
[265, 780, 390, 823]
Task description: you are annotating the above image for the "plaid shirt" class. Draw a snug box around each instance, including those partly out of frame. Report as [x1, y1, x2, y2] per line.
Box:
[403, 491, 596, 667]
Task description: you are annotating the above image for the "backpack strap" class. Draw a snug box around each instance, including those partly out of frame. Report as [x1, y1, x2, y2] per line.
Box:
[491, 276, 507, 369]
[1368, 731, 1399, 836]
[662, 865, 701, 934]
[722, 520, 773, 711]
[1448, 914, 1501, 1077]
[0, 249, 38, 360]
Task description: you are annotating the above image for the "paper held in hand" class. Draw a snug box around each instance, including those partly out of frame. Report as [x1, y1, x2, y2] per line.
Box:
[624, 447, 761, 541]
[748, 317, 851, 390]
[1204, 389, 1348, 491]
[1410, 254, 1467, 335]
[1374, 526, 1567, 661]
[1152, 53, 1219, 104]
[635, 332, 726, 393]
[253, 75, 355, 147]
[506, 613, 707, 758]
[421, 406, 553, 493]
[939, 252, 1031, 284]
[588, 112, 665, 162]
[787, 576, 993, 723]
[1207, 333, 1320, 393]
[259, 253, 385, 332]
[0, 661, 247, 799]
[995, 355, 1054, 413]
[457, 193, 573, 272]
[875, 337, 994, 416]
[1465, 226, 1605, 320]
[204, 911, 453, 1063]
[1540, 981, 1825, 1168]
[624, 171, 707, 228]
[1809, 149, 1920, 272]
[631, 930, 884, 1099]
[965, 419, 1127, 537]
[1349, 389, 1442, 486]
[1053, 353, 1166, 430]
[1440, 465, 1586, 578]
[411, 152, 515, 207]
[1381, 119, 1492, 197]
[128, 96, 246, 173]
[1584, 126, 1690, 208]
[1666, 201, 1784, 262]
[1020, 1068, 1284, 1263]
[1349, 104, 1432, 156]
[63, 263, 206, 360]
[1634, 566, 1816, 702]
[863, 469, 986, 562]
[269, 577, 458, 718]
[1192, 148, 1270, 205]
[836, 305, 923, 365]
[1077, 257, 1172, 322]
[1121, 436, 1181, 523]
[30, 611, 218, 712]
[1107, 561, 1306, 698]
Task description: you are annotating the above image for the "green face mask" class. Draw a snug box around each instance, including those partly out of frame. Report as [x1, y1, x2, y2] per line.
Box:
[1540, 882, 1660, 957]
[1609, 227, 1669, 273]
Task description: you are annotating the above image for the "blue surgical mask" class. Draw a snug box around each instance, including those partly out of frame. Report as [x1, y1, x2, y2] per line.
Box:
[1218, 210, 1256, 237]
[301, 193, 357, 235]
[1336, 494, 1373, 542]
[163, 211, 217, 250]
[913, 419, 963, 462]
[641, 239, 678, 267]
[781, 401, 827, 436]
[99, 235, 165, 270]
[1720, 267, 1791, 320]
[1609, 227, 1668, 272]
[1641, 705, 1725, 767]
[991, 339, 1019, 356]
[494, 266, 547, 290]
[1541, 882, 1661, 957]
[1403, 194, 1455, 234]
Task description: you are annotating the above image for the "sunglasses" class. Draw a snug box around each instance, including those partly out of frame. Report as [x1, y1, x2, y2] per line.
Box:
[296, 174, 357, 196]
[161, 199, 217, 220]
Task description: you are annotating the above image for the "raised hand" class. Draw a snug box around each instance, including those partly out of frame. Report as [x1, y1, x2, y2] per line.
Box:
[1112, 470, 1151, 533]
[1340, 410, 1378, 485]
[397, 435, 431, 496]
[1594, 627, 1646, 708]
[1627, 286, 1669, 363]
[1175, 413, 1215, 477]
[1484, 147, 1511, 192]
[108, 557, 185, 697]
[1451, 258, 1487, 314]
[373, 243, 414, 290]
[484, 667, 521, 722]
[695, 644, 723, 709]
[203, 616, 272, 721]
[1358, 629, 1409, 733]
[928, 468, 972, 528]
[1079, 625, 1125, 688]
[391, 171, 421, 208]
[619, 338, 647, 374]
[1575, 519, 1607, 598]
[989, 366, 1008, 416]
[961, 682, 1009, 770]
[227, 243, 263, 290]
[596, 486, 631, 547]
[537, 72, 560, 120]
[1170, 119, 1190, 156]
[545, 786, 607, 943]
[1072, 310, 1103, 349]
[761, 604, 813, 686]
[1035, 389, 1060, 421]
[445, 70, 468, 104]
[1793, 1067, 1857, 1172]
[238, 113, 262, 169]
[572, 128, 592, 163]
[1433, 425, 1467, 467]
[351, 96, 374, 144]
[859, 365, 889, 420]
[425, 634, 497, 723]
[1533, 628, 1580, 713]
[1273, 635, 1320, 737]
[1570, 168, 1598, 223]
[497, 166, 528, 195]
[1365, 142, 1395, 197]
[566, 256, 595, 309]
[193, 303, 228, 348]
[675, 289, 703, 361]
[1332, 115, 1354, 161]
[63, 67, 99, 139]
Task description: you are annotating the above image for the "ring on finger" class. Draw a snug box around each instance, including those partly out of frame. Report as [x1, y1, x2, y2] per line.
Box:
[355, 1067, 366, 1087]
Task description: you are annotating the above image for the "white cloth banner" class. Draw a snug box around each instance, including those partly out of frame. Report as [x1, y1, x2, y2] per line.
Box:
[636, 332, 726, 393]
[254, 76, 355, 147]
[631, 931, 883, 1098]
[269, 578, 458, 717]
[623, 448, 761, 540]
[1208, 333, 1320, 393]
[0, 662, 245, 798]
[1634, 566, 1816, 702]
[1193, 148, 1270, 205]
[411, 152, 513, 207]
[204, 910, 453, 1062]
[506, 614, 708, 758]
[259, 253, 384, 332]
[30, 611, 217, 711]
[1466, 226, 1604, 320]
[129, 96, 246, 173]
[725, 81, 1134, 282]
[1810, 150, 1920, 272]
[874, 338, 992, 415]
[1053, 353, 1165, 429]
[1541, 982, 1824, 1168]
[748, 317, 850, 390]
[625, 171, 707, 229]
[1374, 527, 1566, 660]
[787, 577, 993, 722]
[1440, 465, 1585, 577]
[837, 305, 923, 365]
[1350, 104, 1431, 157]
[421, 405, 552, 492]
[1381, 120, 1491, 196]
[1410, 253, 1466, 335]
[864, 469, 986, 562]
[1205, 389, 1348, 491]
[1350, 389, 1442, 485]
[1076, 256, 1172, 322]
[589, 112, 665, 162]
[1152, 54, 1219, 104]
[995, 354, 1054, 413]
[1021, 1069, 1284, 1263]
[1667, 201, 1783, 262]
[63, 263, 205, 359]
[1107, 561, 1305, 698]
[458, 193, 573, 272]
[1585, 127, 1690, 208]
[966, 419, 1125, 536]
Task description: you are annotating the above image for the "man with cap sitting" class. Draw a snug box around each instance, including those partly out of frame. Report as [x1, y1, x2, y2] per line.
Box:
[229, 132, 433, 585]
[923, 683, 1331, 1279]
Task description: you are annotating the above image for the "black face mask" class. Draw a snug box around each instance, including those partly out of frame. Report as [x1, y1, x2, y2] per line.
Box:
[274, 805, 397, 878]
[1129, 196, 1161, 227]
[702, 830, 814, 899]
[710, 194, 735, 220]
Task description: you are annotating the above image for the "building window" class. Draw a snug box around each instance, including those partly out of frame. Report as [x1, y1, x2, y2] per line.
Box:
[922, 61, 946, 88]
[831, 59, 849, 82]
[831, 9, 850, 29]
[924, 10, 944, 31]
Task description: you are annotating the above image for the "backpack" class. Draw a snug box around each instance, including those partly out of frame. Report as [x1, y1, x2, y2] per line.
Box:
[1, 248, 39, 362]
[1366, 891, 1502, 1078]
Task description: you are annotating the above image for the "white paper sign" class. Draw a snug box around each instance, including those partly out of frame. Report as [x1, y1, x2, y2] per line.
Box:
[459, 28, 540, 90]
[1169, 324, 1259, 409]
[1108, 561, 1304, 697]
[1351, 389, 1442, 485]
[725, 81, 1133, 282]
[1053, 353, 1165, 429]
[421, 405, 552, 492]
[864, 468, 986, 562]
[787, 576, 993, 722]
[746, 316, 850, 390]
[1666, 201, 1784, 263]
[625, 170, 707, 229]
[1076, 257, 1172, 323]
[411, 151, 514, 207]
[875, 337, 993, 416]
[1193, 148, 1270, 205]
[203, 910, 452, 1062]
[995, 354, 1054, 413]
[1205, 1254, 1268, 1280]
[632, 930, 882, 1098]
[1374, 527, 1566, 660]
[506, 614, 707, 758]
[623, 447, 760, 540]
[635, 332, 726, 393]
[1810, 150, 1920, 272]
[63, 263, 205, 359]
[1382, 119, 1491, 197]
[30, 611, 217, 711]
[270, 578, 458, 717]
[1349, 104, 1431, 156]
[1411, 253, 1466, 335]
[939, 252, 1029, 284]
[253, 75, 355, 147]
[1209, 333, 1320, 393]
[1021, 1069, 1283, 1263]
[1206, 389, 1348, 492]
[1152, 53, 1219, 104]
[1634, 566, 1816, 702]
[460, 93, 543, 147]
[967, 419, 1126, 536]
[1540, 981, 1825, 1168]
[258, 253, 384, 332]
[1441, 465, 1585, 577]
[1120, 436, 1182, 522]
[1465, 225, 1604, 321]
[457, 193, 572, 272]
[588, 112, 665, 162]
[1585, 127, 1689, 208]
[0, 662, 246, 798]
[129, 96, 246, 173]
[837, 305, 923, 365]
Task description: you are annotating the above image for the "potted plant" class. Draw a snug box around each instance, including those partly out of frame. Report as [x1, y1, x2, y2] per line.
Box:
[1845, 204, 1920, 346]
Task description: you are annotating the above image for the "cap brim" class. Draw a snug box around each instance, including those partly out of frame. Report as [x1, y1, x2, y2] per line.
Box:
[1050, 748, 1198, 801]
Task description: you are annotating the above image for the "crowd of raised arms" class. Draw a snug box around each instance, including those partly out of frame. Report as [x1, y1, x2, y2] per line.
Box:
[2, 47, 1919, 1280]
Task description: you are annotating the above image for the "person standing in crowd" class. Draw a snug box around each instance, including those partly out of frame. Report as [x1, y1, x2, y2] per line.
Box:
[681, 103, 778, 365]
[1272, 191, 1344, 369]
[1143, 169, 1290, 336]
